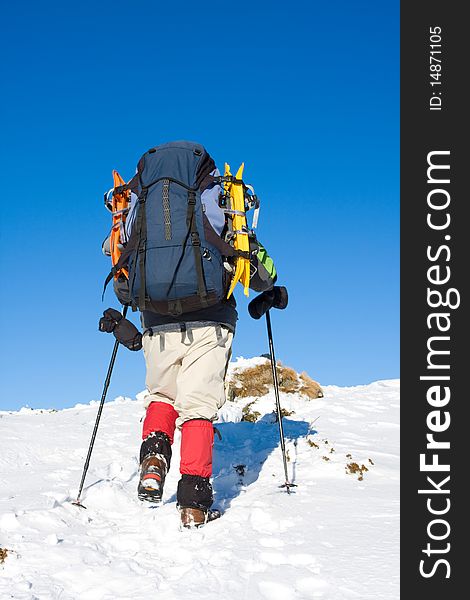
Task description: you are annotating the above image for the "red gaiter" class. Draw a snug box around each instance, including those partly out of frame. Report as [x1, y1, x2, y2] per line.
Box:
[180, 419, 214, 478]
[142, 401, 178, 444]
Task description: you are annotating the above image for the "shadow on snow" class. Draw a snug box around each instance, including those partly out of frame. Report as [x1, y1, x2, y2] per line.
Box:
[211, 415, 313, 512]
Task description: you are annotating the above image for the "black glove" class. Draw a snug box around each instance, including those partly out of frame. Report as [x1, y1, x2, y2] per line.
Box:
[99, 308, 143, 351]
[248, 286, 288, 320]
[99, 308, 123, 333]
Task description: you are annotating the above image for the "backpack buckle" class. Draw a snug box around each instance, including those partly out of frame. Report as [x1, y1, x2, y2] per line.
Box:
[191, 232, 201, 246]
[218, 189, 230, 208]
[188, 189, 197, 205]
[168, 300, 183, 316]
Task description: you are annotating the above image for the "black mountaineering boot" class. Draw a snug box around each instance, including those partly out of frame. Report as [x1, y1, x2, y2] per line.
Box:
[138, 432, 172, 503]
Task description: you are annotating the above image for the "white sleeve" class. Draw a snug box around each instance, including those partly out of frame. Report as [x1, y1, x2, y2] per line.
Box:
[201, 168, 225, 235]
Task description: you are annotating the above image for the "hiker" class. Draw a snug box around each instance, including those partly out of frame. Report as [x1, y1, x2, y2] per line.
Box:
[100, 141, 277, 527]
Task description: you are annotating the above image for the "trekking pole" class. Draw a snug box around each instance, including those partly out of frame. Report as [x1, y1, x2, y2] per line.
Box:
[72, 305, 128, 508]
[248, 287, 294, 493]
[265, 309, 297, 494]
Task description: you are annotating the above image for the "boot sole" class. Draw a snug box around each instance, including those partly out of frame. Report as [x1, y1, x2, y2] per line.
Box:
[137, 483, 163, 503]
[138, 491, 163, 503]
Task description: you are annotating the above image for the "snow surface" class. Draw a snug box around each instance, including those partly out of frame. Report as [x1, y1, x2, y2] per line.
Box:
[0, 358, 399, 599]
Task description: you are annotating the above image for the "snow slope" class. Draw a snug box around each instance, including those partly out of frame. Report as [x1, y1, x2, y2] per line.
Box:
[0, 358, 399, 600]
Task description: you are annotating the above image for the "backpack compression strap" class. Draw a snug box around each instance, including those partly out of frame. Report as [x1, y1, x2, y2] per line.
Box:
[134, 185, 148, 311]
[187, 189, 209, 308]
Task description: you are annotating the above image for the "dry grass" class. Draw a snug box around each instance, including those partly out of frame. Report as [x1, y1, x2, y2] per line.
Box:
[280, 408, 295, 417]
[0, 548, 8, 564]
[241, 401, 262, 423]
[229, 361, 323, 400]
[299, 372, 323, 399]
[307, 438, 376, 482]
[346, 462, 370, 481]
[233, 363, 272, 398]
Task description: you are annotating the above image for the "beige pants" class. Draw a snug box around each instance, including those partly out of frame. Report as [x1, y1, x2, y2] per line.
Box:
[142, 324, 233, 428]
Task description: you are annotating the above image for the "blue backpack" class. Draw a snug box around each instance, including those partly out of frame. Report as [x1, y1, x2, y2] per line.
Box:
[114, 141, 232, 316]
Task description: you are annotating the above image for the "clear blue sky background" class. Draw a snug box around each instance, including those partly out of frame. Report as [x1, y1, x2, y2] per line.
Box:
[0, 1, 399, 410]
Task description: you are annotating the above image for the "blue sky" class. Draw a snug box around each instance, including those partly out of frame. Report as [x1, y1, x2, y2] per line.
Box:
[0, 1, 399, 410]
